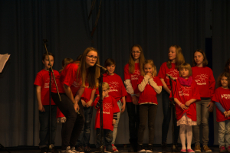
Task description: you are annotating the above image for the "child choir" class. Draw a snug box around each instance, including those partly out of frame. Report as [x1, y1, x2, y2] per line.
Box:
[35, 45, 230, 153]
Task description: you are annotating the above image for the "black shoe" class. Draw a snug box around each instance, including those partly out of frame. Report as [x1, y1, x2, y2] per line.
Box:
[171, 144, 180, 152]
[77, 145, 85, 152]
[51, 147, 59, 153]
[146, 144, 153, 152]
[40, 147, 48, 153]
[162, 142, 168, 152]
[137, 144, 145, 153]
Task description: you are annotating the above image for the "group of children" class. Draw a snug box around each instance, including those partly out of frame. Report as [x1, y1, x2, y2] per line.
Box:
[34, 45, 230, 153]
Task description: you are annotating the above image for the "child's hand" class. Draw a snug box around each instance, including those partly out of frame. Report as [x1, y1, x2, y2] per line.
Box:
[81, 99, 87, 107]
[74, 103, 80, 112]
[132, 96, 138, 105]
[180, 104, 188, 110]
[185, 101, 191, 107]
[38, 105, 45, 112]
[224, 111, 228, 117]
[121, 103, 126, 113]
[113, 119, 116, 125]
[86, 100, 93, 107]
[207, 102, 214, 112]
[226, 111, 230, 117]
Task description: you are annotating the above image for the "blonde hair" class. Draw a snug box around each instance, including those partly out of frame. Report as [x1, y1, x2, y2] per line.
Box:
[102, 82, 110, 90]
[128, 44, 146, 76]
[217, 72, 230, 88]
[192, 49, 208, 66]
[167, 45, 185, 69]
[77, 47, 100, 88]
[179, 63, 192, 77]
[143, 59, 157, 77]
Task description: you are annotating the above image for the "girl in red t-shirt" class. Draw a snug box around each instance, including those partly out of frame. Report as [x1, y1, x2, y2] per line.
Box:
[124, 44, 145, 151]
[212, 72, 230, 152]
[171, 63, 200, 153]
[137, 59, 162, 152]
[192, 49, 215, 152]
[158, 45, 185, 151]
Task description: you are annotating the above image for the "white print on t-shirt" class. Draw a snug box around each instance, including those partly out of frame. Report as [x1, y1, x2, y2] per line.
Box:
[131, 70, 140, 80]
[221, 94, 230, 100]
[108, 81, 119, 92]
[72, 81, 81, 88]
[44, 78, 50, 88]
[166, 69, 178, 80]
[179, 86, 192, 97]
[98, 102, 112, 115]
[194, 74, 208, 85]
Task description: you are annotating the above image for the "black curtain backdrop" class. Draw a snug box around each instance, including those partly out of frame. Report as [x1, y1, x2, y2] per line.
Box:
[0, 0, 229, 147]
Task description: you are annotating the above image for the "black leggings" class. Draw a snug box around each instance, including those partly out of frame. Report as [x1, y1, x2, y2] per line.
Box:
[51, 92, 85, 149]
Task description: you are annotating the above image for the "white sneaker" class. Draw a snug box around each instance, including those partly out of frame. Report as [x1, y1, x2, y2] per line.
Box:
[61, 146, 74, 153]
[71, 147, 80, 153]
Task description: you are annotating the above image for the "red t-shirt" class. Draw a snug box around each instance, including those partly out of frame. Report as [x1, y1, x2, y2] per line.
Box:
[81, 85, 94, 103]
[192, 66, 215, 98]
[124, 63, 141, 102]
[34, 69, 59, 105]
[158, 62, 179, 90]
[52, 63, 81, 96]
[170, 78, 201, 121]
[94, 96, 120, 131]
[212, 87, 230, 122]
[137, 76, 162, 104]
[100, 73, 127, 102]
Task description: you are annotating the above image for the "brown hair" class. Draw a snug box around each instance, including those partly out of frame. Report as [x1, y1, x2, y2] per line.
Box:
[77, 47, 100, 88]
[167, 45, 185, 69]
[42, 52, 54, 61]
[128, 44, 146, 76]
[217, 72, 230, 88]
[179, 63, 192, 77]
[143, 59, 157, 77]
[224, 58, 230, 73]
[60, 58, 74, 72]
[104, 58, 116, 67]
[192, 49, 208, 66]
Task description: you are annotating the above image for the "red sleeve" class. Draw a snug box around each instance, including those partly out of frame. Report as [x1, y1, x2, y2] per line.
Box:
[124, 64, 131, 80]
[34, 71, 43, 86]
[209, 69, 216, 97]
[158, 63, 166, 79]
[154, 76, 163, 86]
[112, 97, 120, 113]
[62, 64, 78, 87]
[211, 88, 220, 102]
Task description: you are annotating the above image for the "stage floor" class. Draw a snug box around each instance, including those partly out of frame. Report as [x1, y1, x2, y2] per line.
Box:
[0, 146, 221, 153]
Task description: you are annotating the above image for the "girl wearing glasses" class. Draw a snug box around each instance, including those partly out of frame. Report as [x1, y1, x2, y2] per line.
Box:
[51, 47, 100, 153]
[124, 44, 145, 151]
[158, 45, 185, 152]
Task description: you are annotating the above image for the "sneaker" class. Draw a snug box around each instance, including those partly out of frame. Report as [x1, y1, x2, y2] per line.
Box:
[84, 146, 91, 152]
[187, 149, 195, 153]
[77, 146, 85, 152]
[137, 144, 145, 153]
[112, 144, 119, 152]
[194, 145, 201, 152]
[203, 145, 212, 152]
[71, 147, 79, 153]
[61, 146, 74, 153]
[180, 149, 186, 152]
[219, 146, 226, 153]
[227, 146, 230, 152]
[146, 144, 153, 152]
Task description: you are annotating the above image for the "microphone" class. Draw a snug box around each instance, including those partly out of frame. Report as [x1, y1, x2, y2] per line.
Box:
[166, 74, 176, 81]
[96, 64, 107, 72]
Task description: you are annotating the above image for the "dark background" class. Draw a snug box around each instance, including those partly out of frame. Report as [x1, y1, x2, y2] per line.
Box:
[0, 0, 229, 147]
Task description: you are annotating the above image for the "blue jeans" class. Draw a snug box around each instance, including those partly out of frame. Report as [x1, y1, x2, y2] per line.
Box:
[161, 89, 179, 145]
[96, 128, 113, 150]
[76, 106, 93, 147]
[39, 105, 57, 148]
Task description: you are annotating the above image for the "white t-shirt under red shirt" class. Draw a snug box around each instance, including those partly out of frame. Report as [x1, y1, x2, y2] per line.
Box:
[158, 62, 179, 90]
[170, 78, 201, 121]
[212, 87, 230, 122]
[124, 63, 141, 102]
[34, 69, 59, 105]
[93, 96, 120, 131]
[137, 76, 163, 105]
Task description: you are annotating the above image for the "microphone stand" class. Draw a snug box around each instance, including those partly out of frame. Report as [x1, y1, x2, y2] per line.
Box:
[43, 39, 61, 151]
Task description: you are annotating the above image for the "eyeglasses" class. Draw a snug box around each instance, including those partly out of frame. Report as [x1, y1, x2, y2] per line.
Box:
[132, 51, 141, 54]
[87, 55, 98, 60]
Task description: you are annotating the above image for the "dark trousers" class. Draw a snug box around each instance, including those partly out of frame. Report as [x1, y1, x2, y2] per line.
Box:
[51, 92, 85, 149]
[126, 102, 139, 143]
[96, 128, 113, 151]
[138, 104, 157, 144]
[161, 89, 179, 145]
[39, 105, 57, 148]
[76, 106, 93, 147]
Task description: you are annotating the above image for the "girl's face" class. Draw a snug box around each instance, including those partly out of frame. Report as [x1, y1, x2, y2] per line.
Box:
[221, 76, 229, 89]
[194, 51, 204, 66]
[106, 64, 115, 75]
[102, 87, 109, 97]
[180, 68, 189, 78]
[42, 55, 54, 70]
[132, 46, 141, 61]
[144, 63, 153, 75]
[168, 47, 177, 62]
[86, 51, 98, 68]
